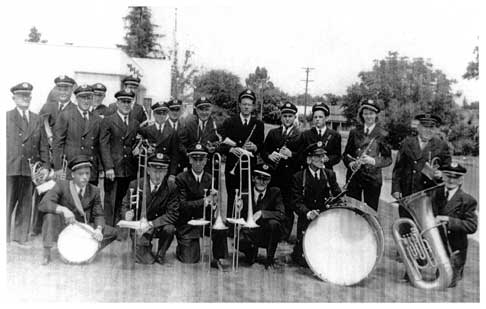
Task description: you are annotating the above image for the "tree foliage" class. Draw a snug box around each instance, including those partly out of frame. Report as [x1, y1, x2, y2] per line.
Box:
[193, 70, 244, 117]
[341, 51, 460, 149]
[171, 49, 199, 102]
[463, 46, 479, 80]
[26, 26, 41, 43]
[121, 7, 166, 59]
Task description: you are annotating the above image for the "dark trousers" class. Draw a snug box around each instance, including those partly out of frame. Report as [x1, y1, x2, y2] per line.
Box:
[346, 177, 382, 211]
[292, 217, 309, 263]
[238, 219, 281, 262]
[281, 191, 295, 240]
[137, 224, 176, 259]
[103, 177, 131, 226]
[31, 191, 46, 236]
[7, 176, 33, 242]
[176, 225, 227, 263]
[42, 213, 118, 249]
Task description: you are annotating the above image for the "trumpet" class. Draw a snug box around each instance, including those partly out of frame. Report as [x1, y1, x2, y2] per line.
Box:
[226, 152, 259, 271]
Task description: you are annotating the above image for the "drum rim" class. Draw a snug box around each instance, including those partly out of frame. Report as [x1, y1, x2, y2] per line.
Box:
[302, 206, 384, 286]
[57, 222, 100, 265]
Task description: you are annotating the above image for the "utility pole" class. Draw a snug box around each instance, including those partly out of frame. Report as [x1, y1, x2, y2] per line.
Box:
[301, 67, 314, 123]
[170, 8, 179, 98]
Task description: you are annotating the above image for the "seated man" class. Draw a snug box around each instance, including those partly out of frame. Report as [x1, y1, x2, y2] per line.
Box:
[290, 142, 342, 267]
[432, 162, 478, 287]
[120, 153, 179, 264]
[236, 163, 287, 269]
[175, 143, 228, 269]
[39, 155, 118, 265]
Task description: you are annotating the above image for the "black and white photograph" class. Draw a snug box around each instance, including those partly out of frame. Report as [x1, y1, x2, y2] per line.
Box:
[1, 0, 481, 303]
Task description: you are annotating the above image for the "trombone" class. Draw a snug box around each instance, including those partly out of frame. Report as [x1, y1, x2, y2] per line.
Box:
[226, 153, 259, 271]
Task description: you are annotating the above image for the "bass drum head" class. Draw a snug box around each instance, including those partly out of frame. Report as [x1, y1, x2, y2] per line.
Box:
[303, 208, 379, 286]
[57, 223, 99, 264]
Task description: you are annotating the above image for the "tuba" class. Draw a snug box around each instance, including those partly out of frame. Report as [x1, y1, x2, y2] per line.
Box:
[392, 184, 454, 290]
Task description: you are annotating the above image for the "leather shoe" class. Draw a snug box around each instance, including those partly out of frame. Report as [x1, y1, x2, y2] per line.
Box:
[41, 248, 51, 265]
[245, 247, 258, 265]
[154, 255, 165, 265]
[211, 259, 226, 271]
[399, 273, 410, 283]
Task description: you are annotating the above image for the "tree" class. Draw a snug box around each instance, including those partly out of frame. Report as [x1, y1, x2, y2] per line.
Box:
[193, 70, 244, 118]
[463, 46, 479, 80]
[121, 7, 166, 59]
[26, 26, 41, 42]
[171, 49, 199, 102]
[342, 51, 460, 149]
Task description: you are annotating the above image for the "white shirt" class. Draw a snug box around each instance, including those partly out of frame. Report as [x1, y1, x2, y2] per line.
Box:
[156, 122, 165, 133]
[78, 107, 89, 120]
[364, 123, 376, 135]
[282, 125, 294, 136]
[315, 126, 327, 136]
[308, 167, 320, 180]
[445, 187, 459, 202]
[16, 108, 29, 122]
[117, 111, 129, 125]
[168, 119, 178, 131]
[239, 113, 251, 125]
[75, 183, 86, 197]
[192, 170, 203, 183]
[58, 101, 68, 111]
[418, 136, 428, 150]
[253, 188, 266, 204]
[150, 181, 160, 193]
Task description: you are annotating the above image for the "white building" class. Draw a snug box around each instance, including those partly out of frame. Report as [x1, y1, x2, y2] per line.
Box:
[5, 42, 171, 113]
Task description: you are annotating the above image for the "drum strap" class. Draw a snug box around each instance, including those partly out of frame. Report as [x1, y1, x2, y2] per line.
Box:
[69, 181, 87, 224]
[43, 117, 53, 147]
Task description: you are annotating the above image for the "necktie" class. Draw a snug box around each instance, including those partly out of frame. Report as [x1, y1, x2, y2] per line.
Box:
[244, 119, 248, 126]
[124, 116, 129, 127]
[314, 171, 320, 181]
[78, 189, 84, 200]
[445, 190, 449, 201]
[152, 185, 159, 194]
[319, 129, 323, 137]
[173, 121, 177, 131]
[58, 103, 64, 113]
[82, 111, 88, 130]
[256, 193, 263, 205]
[160, 124, 164, 134]
[365, 128, 369, 136]
[21, 110, 28, 130]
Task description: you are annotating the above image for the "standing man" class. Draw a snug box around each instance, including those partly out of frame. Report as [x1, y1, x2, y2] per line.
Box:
[137, 101, 181, 180]
[299, 103, 342, 170]
[342, 100, 392, 211]
[432, 163, 478, 287]
[100, 89, 140, 226]
[39, 75, 77, 148]
[236, 164, 287, 269]
[7, 82, 49, 244]
[120, 153, 179, 264]
[91, 82, 110, 118]
[392, 113, 451, 218]
[179, 96, 222, 172]
[175, 144, 228, 269]
[107, 76, 147, 124]
[166, 98, 186, 179]
[218, 89, 265, 225]
[52, 85, 102, 184]
[290, 142, 342, 266]
[262, 101, 302, 240]
[38, 155, 118, 265]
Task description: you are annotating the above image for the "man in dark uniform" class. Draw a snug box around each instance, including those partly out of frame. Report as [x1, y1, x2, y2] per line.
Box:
[218, 89, 265, 223]
[175, 143, 228, 269]
[52, 84, 102, 185]
[7, 82, 49, 245]
[236, 164, 287, 269]
[91, 82, 110, 118]
[166, 98, 186, 187]
[137, 101, 181, 178]
[100, 89, 140, 226]
[342, 100, 392, 211]
[179, 96, 222, 172]
[107, 76, 147, 124]
[120, 153, 179, 264]
[39, 155, 119, 264]
[39, 75, 77, 148]
[432, 162, 478, 287]
[299, 103, 342, 170]
[262, 101, 302, 240]
[392, 112, 451, 218]
[290, 142, 342, 266]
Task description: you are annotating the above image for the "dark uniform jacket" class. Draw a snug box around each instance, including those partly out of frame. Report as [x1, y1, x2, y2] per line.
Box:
[245, 187, 286, 224]
[262, 125, 303, 190]
[180, 115, 221, 151]
[300, 126, 342, 169]
[120, 176, 179, 229]
[39, 180, 105, 228]
[39, 100, 76, 128]
[137, 122, 181, 176]
[218, 115, 265, 169]
[342, 125, 392, 185]
[107, 102, 147, 124]
[7, 109, 49, 176]
[52, 108, 102, 181]
[291, 168, 342, 217]
[392, 136, 451, 196]
[99, 112, 140, 178]
[175, 170, 212, 239]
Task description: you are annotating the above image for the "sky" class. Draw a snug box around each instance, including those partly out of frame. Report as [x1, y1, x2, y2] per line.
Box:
[3, 0, 481, 101]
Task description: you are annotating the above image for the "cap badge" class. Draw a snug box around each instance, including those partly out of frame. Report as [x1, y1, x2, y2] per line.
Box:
[156, 153, 164, 159]
[286, 103, 290, 107]
[59, 75, 66, 80]
[317, 141, 323, 147]
[196, 144, 202, 150]
[22, 83, 28, 88]
[201, 96, 206, 101]
[425, 113, 431, 119]
[451, 162, 458, 168]
[263, 164, 269, 170]
[246, 90, 251, 94]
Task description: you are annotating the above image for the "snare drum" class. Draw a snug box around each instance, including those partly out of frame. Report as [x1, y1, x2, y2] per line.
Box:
[303, 197, 384, 286]
[57, 222, 100, 264]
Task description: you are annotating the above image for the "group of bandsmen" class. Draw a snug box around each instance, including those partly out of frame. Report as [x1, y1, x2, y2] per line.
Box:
[6, 74, 477, 286]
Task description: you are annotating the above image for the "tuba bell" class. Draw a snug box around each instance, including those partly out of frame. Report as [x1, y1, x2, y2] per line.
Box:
[392, 184, 454, 289]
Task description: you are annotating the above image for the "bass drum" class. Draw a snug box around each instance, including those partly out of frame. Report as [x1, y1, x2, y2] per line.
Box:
[303, 197, 384, 286]
[57, 222, 100, 264]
